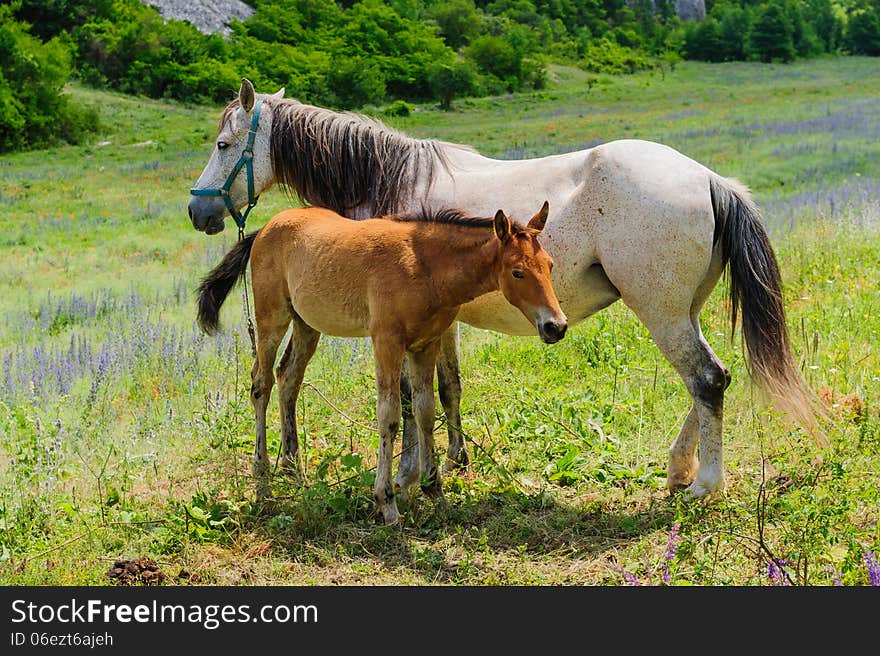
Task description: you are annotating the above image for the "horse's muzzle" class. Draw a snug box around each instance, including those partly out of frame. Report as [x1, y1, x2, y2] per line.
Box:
[188, 196, 227, 234]
[538, 318, 568, 344]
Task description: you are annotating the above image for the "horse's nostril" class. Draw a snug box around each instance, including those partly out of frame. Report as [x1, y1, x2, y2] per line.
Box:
[541, 320, 567, 340]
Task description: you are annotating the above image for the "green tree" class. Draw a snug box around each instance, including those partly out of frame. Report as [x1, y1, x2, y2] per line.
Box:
[427, 57, 478, 109]
[326, 57, 387, 109]
[684, 17, 724, 61]
[429, 0, 483, 50]
[846, 6, 880, 55]
[718, 5, 751, 60]
[0, 10, 97, 152]
[749, 2, 796, 62]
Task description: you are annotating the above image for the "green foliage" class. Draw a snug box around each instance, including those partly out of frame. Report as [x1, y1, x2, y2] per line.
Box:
[427, 58, 479, 109]
[581, 35, 656, 73]
[0, 8, 97, 152]
[846, 5, 880, 55]
[751, 2, 796, 62]
[684, 0, 844, 63]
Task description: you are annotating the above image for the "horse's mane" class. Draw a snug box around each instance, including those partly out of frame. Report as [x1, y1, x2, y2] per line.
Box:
[262, 98, 462, 217]
[393, 206, 528, 234]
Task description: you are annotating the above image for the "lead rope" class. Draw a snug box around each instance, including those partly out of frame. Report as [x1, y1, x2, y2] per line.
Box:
[239, 225, 257, 358]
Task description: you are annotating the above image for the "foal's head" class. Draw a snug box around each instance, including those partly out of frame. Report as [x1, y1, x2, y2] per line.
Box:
[494, 202, 568, 344]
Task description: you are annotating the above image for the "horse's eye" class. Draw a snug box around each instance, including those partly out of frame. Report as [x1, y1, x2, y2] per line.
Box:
[512, 269, 525, 279]
[217, 141, 229, 151]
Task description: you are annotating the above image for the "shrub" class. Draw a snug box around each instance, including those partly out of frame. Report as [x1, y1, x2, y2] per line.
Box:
[0, 12, 97, 152]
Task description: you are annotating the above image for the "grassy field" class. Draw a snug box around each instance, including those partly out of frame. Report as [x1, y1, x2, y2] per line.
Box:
[0, 56, 878, 586]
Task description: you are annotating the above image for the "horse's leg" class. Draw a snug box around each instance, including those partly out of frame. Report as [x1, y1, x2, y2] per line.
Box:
[664, 267, 724, 491]
[372, 336, 405, 525]
[251, 319, 288, 501]
[406, 341, 446, 506]
[393, 361, 420, 500]
[635, 310, 730, 497]
[437, 324, 468, 473]
[276, 314, 320, 483]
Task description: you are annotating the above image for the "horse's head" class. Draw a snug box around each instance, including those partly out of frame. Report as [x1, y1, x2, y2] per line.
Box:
[494, 201, 568, 344]
[188, 78, 283, 234]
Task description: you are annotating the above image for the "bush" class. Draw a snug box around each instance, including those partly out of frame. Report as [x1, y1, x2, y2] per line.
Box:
[750, 2, 796, 62]
[383, 99, 412, 117]
[0, 12, 97, 152]
[581, 37, 655, 74]
[427, 58, 478, 109]
[846, 7, 880, 56]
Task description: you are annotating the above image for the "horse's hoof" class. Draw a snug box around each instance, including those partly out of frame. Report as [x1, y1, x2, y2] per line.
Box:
[393, 481, 411, 506]
[684, 478, 724, 500]
[393, 473, 418, 500]
[280, 464, 304, 486]
[381, 505, 400, 526]
[442, 453, 469, 474]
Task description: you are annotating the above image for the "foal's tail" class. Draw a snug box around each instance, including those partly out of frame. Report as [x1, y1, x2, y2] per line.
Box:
[710, 176, 824, 441]
[197, 231, 259, 335]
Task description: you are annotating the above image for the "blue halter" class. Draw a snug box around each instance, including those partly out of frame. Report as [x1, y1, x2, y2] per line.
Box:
[190, 97, 264, 232]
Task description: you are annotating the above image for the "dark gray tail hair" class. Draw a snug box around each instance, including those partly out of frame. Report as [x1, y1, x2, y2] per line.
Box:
[197, 231, 259, 335]
[711, 176, 825, 442]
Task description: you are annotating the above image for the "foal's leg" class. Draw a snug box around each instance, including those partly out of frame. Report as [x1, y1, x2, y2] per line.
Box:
[406, 341, 445, 504]
[372, 336, 406, 525]
[437, 324, 469, 473]
[276, 315, 320, 482]
[394, 362, 421, 498]
[251, 319, 288, 500]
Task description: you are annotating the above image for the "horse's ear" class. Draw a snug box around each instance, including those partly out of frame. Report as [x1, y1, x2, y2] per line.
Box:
[272, 87, 285, 100]
[239, 78, 256, 113]
[493, 209, 511, 243]
[527, 200, 550, 232]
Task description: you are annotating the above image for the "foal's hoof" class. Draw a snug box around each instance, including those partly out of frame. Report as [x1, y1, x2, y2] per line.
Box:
[667, 472, 696, 494]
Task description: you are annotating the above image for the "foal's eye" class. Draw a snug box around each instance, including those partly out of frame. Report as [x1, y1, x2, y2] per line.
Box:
[217, 141, 229, 151]
[512, 269, 525, 279]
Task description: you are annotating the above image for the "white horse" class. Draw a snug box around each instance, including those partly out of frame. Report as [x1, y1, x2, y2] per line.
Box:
[188, 79, 817, 501]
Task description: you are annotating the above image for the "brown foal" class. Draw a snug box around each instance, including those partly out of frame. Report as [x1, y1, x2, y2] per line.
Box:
[197, 202, 567, 524]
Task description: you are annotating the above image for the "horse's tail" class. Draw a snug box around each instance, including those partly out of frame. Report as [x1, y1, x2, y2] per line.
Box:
[197, 231, 259, 335]
[710, 176, 824, 442]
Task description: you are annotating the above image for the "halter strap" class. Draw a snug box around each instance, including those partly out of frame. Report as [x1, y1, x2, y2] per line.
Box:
[190, 97, 264, 231]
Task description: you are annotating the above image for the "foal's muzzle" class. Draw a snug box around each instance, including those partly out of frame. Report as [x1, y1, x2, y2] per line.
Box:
[538, 318, 568, 344]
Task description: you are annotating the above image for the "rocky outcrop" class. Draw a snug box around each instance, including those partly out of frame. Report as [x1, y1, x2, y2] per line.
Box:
[141, 0, 254, 36]
[675, 0, 706, 22]
[627, 0, 705, 22]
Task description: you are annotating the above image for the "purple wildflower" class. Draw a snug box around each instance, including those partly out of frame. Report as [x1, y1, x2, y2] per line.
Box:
[864, 550, 880, 587]
[767, 558, 790, 586]
[663, 523, 681, 584]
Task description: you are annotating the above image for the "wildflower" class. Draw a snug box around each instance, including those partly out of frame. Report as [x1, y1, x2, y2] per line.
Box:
[767, 558, 790, 586]
[662, 523, 681, 584]
[864, 550, 880, 587]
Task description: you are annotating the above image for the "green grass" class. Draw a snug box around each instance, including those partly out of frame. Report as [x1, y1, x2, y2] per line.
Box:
[0, 57, 878, 586]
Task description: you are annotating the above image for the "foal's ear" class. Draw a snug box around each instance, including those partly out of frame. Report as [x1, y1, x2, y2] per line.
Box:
[239, 78, 256, 113]
[493, 209, 511, 242]
[527, 200, 550, 232]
